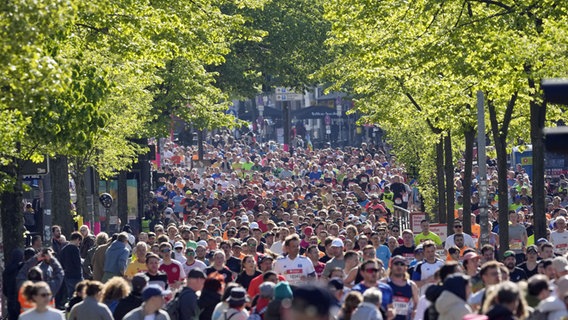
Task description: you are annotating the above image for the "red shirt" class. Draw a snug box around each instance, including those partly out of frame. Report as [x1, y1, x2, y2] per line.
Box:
[159, 260, 184, 285]
[257, 220, 269, 233]
[248, 273, 286, 298]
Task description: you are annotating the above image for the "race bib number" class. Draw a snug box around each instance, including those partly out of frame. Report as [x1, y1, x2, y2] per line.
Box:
[395, 198, 403, 204]
[284, 269, 303, 284]
[403, 253, 414, 263]
[393, 296, 410, 316]
[510, 240, 522, 250]
[556, 243, 568, 254]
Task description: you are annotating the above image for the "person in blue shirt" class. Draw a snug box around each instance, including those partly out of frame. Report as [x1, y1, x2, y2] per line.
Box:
[351, 260, 393, 312]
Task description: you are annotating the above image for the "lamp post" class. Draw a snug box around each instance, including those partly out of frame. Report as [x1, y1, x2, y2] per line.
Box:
[336, 104, 342, 146]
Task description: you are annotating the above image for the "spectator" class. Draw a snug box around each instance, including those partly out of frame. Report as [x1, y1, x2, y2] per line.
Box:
[59, 231, 84, 301]
[19, 281, 64, 320]
[198, 273, 225, 320]
[101, 276, 130, 313]
[102, 233, 130, 282]
[68, 280, 113, 320]
[179, 268, 207, 320]
[122, 285, 171, 320]
[113, 274, 148, 320]
[351, 288, 383, 320]
[434, 274, 472, 320]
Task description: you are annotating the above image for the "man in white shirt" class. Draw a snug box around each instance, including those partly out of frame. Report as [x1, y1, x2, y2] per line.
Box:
[273, 234, 316, 286]
[411, 240, 444, 293]
[551, 216, 568, 255]
[444, 221, 476, 250]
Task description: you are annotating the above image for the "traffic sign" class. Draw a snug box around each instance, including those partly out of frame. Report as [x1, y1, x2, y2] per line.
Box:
[324, 115, 331, 125]
[276, 93, 303, 101]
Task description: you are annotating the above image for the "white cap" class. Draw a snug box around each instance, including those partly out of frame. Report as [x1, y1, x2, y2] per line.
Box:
[347, 214, 355, 220]
[164, 207, 174, 214]
[196, 240, 208, 248]
[241, 215, 249, 223]
[250, 222, 259, 229]
[331, 238, 344, 247]
[174, 241, 183, 249]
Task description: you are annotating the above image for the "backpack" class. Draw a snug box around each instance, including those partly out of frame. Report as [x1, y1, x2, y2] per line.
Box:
[247, 305, 267, 320]
[164, 288, 190, 320]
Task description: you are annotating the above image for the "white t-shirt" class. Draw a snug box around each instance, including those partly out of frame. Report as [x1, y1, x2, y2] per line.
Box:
[182, 259, 208, 276]
[270, 242, 284, 255]
[444, 233, 476, 250]
[273, 255, 315, 286]
[19, 308, 65, 320]
[551, 230, 568, 255]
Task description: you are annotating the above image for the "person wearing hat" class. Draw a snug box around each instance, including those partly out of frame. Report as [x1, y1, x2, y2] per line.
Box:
[249, 282, 274, 318]
[122, 284, 171, 320]
[322, 238, 345, 280]
[113, 274, 148, 320]
[518, 245, 539, 278]
[503, 250, 527, 283]
[223, 287, 249, 320]
[178, 269, 207, 320]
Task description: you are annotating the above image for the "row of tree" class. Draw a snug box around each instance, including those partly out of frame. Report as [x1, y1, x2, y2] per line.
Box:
[0, 0, 330, 264]
[321, 0, 568, 251]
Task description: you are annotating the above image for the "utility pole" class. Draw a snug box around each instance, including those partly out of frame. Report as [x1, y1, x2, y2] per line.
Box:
[477, 91, 490, 246]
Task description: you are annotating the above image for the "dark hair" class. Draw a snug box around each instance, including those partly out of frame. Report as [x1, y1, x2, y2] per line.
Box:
[479, 261, 501, 277]
[438, 261, 460, 282]
[85, 280, 104, 297]
[480, 244, 494, 254]
[284, 234, 300, 247]
[221, 283, 241, 301]
[263, 271, 277, 281]
[27, 266, 43, 281]
[69, 232, 83, 242]
[528, 275, 549, 296]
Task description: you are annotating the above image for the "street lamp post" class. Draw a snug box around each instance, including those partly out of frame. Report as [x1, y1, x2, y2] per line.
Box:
[336, 104, 342, 146]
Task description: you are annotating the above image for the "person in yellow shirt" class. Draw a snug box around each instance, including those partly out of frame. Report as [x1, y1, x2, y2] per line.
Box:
[414, 220, 442, 247]
[125, 242, 149, 279]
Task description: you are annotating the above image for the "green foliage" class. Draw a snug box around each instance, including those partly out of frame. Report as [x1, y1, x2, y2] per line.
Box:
[322, 0, 568, 210]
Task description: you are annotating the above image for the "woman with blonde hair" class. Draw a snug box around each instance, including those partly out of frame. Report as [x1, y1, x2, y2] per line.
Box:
[101, 277, 130, 313]
[19, 281, 64, 320]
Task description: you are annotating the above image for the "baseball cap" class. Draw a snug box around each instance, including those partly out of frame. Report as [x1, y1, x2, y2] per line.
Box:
[463, 252, 480, 260]
[131, 274, 148, 292]
[503, 250, 516, 258]
[258, 255, 274, 265]
[304, 227, 313, 235]
[174, 241, 184, 249]
[536, 238, 549, 245]
[259, 282, 275, 299]
[391, 255, 407, 265]
[196, 240, 207, 248]
[241, 215, 249, 223]
[527, 245, 538, 254]
[331, 238, 344, 247]
[142, 284, 171, 301]
[249, 222, 260, 230]
[185, 190, 192, 195]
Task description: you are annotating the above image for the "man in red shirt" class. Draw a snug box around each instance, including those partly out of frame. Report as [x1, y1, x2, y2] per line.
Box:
[247, 256, 286, 298]
[306, 245, 326, 278]
[158, 243, 185, 290]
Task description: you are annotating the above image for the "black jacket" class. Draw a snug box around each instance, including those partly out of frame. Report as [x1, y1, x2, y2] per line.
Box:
[113, 293, 144, 320]
[485, 304, 516, 320]
[198, 290, 221, 320]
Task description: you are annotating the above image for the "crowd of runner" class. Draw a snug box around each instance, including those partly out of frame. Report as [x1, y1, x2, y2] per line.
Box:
[4, 131, 568, 320]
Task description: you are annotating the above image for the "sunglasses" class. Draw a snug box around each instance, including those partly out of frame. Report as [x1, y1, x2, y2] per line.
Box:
[392, 229, 399, 232]
[38, 293, 52, 297]
[175, 247, 183, 250]
[454, 225, 463, 228]
[185, 250, 195, 255]
[393, 261, 406, 266]
[365, 268, 379, 274]
[161, 249, 171, 253]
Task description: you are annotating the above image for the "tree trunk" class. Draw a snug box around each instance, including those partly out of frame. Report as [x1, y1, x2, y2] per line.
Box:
[445, 133, 455, 236]
[51, 156, 74, 235]
[197, 129, 204, 161]
[531, 100, 546, 241]
[436, 137, 446, 223]
[462, 126, 475, 234]
[1, 164, 24, 265]
[117, 171, 128, 229]
[73, 161, 89, 228]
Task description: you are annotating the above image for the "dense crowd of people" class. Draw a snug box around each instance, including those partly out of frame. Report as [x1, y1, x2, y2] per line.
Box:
[3, 131, 568, 320]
